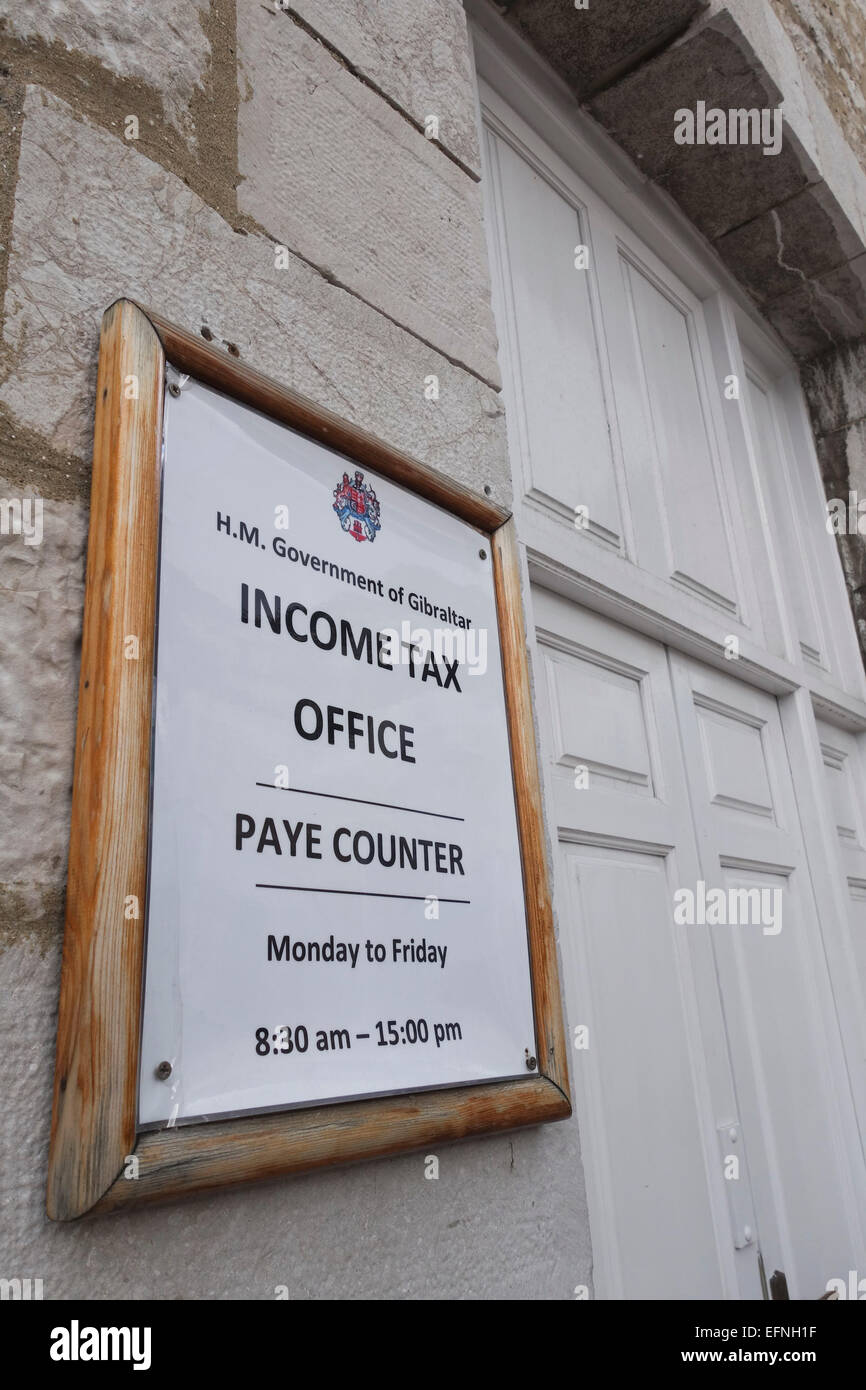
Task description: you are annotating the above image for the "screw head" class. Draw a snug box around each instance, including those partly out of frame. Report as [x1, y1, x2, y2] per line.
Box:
[525, 1054, 537, 1071]
[155, 1060, 172, 1081]
[168, 382, 181, 398]
[479, 547, 487, 560]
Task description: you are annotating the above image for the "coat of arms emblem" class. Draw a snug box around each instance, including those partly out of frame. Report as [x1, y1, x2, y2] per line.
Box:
[332, 469, 381, 543]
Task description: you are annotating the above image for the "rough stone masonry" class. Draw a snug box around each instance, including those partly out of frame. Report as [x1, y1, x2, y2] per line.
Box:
[0, 0, 584, 1301]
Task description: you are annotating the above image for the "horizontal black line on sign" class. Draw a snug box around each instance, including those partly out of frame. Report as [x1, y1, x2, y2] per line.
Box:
[255, 781, 464, 822]
[255, 884, 471, 903]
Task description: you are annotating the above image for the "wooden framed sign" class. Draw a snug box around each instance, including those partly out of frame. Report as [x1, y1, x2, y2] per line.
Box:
[47, 299, 570, 1219]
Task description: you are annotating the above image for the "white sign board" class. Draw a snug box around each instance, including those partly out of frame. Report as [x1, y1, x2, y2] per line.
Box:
[139, 379, 536, 1125]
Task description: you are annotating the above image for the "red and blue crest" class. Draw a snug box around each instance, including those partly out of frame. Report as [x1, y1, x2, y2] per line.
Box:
[333, 470, 381, 543]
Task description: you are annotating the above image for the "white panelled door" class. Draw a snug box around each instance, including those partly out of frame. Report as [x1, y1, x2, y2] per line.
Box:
[535, 595, 865, 1300]
[478, 43, 866, 1300]
[536, 595, 764, 1299]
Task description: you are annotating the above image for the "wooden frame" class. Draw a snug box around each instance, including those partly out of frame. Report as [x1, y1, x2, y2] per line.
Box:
[46, 299, 571, 1220]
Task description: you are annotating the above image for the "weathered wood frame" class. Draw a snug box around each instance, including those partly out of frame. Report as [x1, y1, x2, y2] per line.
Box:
[46, 298, 571, 1220]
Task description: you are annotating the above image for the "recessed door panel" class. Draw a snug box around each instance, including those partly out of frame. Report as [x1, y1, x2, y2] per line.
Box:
[486, 128, 622, 545]
[559, 843, 725, 1299]
[672, 657, 865, 1297]
[621, 258, 739, 612]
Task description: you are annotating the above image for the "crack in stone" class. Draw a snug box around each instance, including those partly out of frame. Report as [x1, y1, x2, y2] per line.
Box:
[771, 206, 847, 346]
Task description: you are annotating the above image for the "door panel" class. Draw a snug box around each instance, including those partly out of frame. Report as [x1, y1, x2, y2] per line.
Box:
[484, 127, 624, 547]
[743, 369, 825, 668]
[671, 656, 865, 1297]
[619, 256, 739, 612]
[535, 592, 761, 1299]
[813, 716, 866, 1143]
[559, 842, 726, 1298]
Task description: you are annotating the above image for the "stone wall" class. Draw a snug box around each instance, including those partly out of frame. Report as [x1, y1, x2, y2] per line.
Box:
[770, 0, 866, 174]
[0, 0, 588, 1300]
[802, 339, 866, 654]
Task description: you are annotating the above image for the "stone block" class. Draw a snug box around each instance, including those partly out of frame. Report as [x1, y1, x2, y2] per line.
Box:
[715, 181, 863, 305]
[0, 0, 211, 139]
[764, 253, 866, 357]
[237, 4, 500, 386]
[589, 11, 816, 241]
[1, 88, 510, 508]
[506, 0, 704, 97]
[288, 0, 481, 173]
